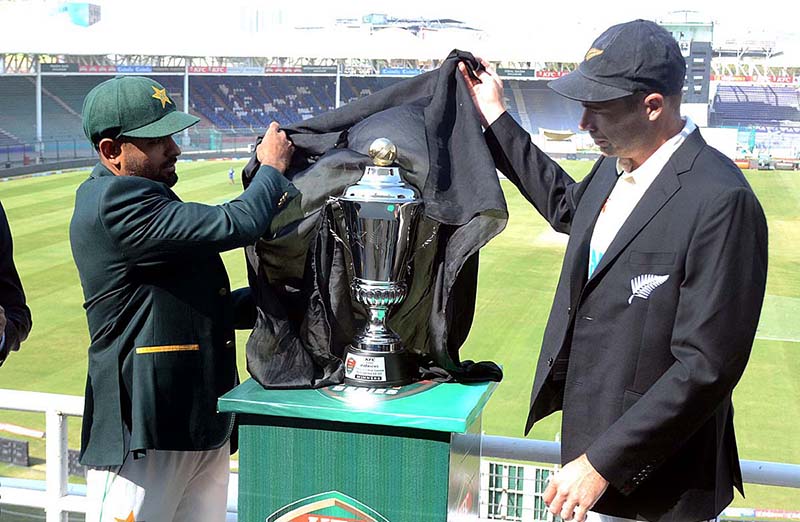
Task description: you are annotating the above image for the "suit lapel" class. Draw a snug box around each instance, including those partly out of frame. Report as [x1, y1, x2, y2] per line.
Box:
[568, 158, 618, 306]
[585, 129, 705, 284]
[586, 168, 680, 283]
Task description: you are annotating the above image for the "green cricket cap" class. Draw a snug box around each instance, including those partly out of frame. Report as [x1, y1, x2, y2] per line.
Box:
[82, 76, 200, 146]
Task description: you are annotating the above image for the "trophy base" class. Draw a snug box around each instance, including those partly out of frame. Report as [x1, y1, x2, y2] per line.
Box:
[343, 346, 413, 388]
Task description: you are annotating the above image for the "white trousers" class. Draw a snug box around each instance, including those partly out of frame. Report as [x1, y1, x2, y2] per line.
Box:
[587, 513, 718, 522]
[86, 442, 230, 522]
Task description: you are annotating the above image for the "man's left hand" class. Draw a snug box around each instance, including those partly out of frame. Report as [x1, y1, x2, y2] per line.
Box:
[543, 453, 609, 522]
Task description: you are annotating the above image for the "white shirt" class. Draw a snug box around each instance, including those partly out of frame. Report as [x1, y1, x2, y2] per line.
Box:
[588, 117, 697, 277]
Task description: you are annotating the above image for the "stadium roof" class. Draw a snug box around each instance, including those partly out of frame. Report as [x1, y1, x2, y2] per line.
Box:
[0, 2, 588, 62]
[1, 3, 796, 66]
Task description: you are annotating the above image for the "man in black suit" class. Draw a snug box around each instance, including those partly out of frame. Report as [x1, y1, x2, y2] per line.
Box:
[0, 201, 31, 367]
[461, 20, 768, 522]
[71, 76, 296, 522]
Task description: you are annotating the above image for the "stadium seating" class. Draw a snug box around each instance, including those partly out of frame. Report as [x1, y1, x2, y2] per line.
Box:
[0, 75, 187, 143]
[0, 77, 37, 143]
[710, 85, 800, 127]
[188, 76, 342, 129]
[505, 80, 584, 133]
[5, 74, 797, 150]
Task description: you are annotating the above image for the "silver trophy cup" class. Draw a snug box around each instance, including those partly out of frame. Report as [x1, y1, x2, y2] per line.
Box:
[333, 138, 423, 387]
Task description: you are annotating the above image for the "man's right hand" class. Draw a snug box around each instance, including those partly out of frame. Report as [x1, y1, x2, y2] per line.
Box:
[257, 121, 294, 174]
[458, 58, 507, 128]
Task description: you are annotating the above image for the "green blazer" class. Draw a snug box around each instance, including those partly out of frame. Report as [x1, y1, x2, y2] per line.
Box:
[70, 163, 295, 467]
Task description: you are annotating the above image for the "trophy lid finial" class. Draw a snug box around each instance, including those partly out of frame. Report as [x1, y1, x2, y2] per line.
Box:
[369, 138, 397, 167]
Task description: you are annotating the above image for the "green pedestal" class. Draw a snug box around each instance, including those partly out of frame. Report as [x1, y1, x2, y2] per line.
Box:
[219, 379, 497, 522]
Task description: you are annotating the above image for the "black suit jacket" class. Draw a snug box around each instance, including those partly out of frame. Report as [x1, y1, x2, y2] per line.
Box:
[486, 113, 768, 521]
[70, 163, 295, 467]
[0, 201, 31, 366]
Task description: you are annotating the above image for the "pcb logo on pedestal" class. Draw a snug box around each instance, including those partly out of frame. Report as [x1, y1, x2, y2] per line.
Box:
[266, 491, 389, 522]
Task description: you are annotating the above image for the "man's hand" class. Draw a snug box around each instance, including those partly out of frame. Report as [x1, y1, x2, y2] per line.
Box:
[257, 121, 294, 174]
[457, 58, 507, 128]
[544, 454, 609, 521]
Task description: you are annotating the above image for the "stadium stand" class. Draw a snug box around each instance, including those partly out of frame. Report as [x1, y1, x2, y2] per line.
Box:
[710, 85, 800, 127]
[189, 76, 342, 129]
[0, 76, 186, 142]
[341, 77, 403, 105]
[505, 80, 584, 133]
[0, 77, 36, 143]
[3, 73, 798, 156]
[1, 74, 590, 141]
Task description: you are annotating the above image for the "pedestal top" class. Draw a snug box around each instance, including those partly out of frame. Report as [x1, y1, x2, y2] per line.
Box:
[218, 378, 498, 434]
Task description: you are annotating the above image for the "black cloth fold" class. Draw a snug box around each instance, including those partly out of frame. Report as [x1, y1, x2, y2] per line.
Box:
[242, 50, 504, 388]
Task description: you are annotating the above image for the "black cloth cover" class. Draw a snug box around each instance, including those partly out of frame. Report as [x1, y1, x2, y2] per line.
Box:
[242, 50, 505, 388]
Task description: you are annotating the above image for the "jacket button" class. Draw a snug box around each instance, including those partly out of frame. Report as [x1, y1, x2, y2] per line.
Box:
[219, 288, 227, 296]
[547, 357, 554, 367]
[567, 306, 571, 315]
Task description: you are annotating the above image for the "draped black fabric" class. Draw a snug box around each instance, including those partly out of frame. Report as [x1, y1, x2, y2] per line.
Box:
[242, 50, 504, 388]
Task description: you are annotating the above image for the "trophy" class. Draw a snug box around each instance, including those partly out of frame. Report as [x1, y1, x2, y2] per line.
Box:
[332, 138, 424, 387]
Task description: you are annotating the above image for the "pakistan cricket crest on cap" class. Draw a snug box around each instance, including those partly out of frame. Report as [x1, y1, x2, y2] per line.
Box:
[266, 491, 389, 522]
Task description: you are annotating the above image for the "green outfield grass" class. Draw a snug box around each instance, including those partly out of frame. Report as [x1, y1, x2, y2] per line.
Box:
[0, 159, 798, 511]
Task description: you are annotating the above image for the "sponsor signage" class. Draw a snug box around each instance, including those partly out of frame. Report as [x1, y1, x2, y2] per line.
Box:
[227, 66, 267, 74]
[62, 65, 171, 74]
[78, 65, 117, 73]
[710, 74, 754, 82]
[768, 75, 794, 84]
[265, 66, 303, 74]
[535, 70, 570, 79]
[117, 65, 154, 73]
[41, 63, 79, 73]
[497, 68, 536, 78]
[188, 66, 229, 74]
[380, 67, 423, 76]
[753, 509, 800, 519]
[151, 66, 185, 73]
[266, 491, 389, 522]
[343, 65, 375, 75]
[302, 65, 338, 74]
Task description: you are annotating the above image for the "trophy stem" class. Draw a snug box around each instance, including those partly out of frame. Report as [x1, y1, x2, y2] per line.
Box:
[346, 282, 411, 387]
[356, 307, 400, 351]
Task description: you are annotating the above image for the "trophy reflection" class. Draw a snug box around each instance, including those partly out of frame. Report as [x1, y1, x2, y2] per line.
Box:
[333, 138, 423, 387]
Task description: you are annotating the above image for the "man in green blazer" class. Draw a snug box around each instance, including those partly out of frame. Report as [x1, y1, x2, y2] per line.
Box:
[70, 76, 296, 522]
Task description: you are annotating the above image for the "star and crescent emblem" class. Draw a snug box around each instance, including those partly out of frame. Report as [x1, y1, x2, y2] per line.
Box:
[151, 86, 173, 108]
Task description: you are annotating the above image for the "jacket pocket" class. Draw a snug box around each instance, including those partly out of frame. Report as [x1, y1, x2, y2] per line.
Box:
[136, 344, 199, 354]
[132, 348, 203, 446]
[628, 251, 676, 265]
[622, 389, 644, 412]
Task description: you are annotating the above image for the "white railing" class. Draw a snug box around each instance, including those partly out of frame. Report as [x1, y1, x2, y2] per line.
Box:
[1, 390, 85, 522]
[2, 389, 800, 521]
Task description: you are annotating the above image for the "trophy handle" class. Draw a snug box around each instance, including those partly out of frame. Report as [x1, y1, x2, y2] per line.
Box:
[326, 198, 356, 278]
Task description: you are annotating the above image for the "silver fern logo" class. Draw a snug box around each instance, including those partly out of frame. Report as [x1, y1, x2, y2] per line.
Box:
[628, 274, 669, 304]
